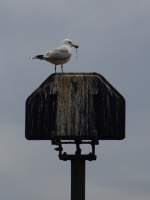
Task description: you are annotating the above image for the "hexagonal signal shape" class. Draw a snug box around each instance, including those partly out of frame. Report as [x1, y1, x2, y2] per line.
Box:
[25, 73, 125, 140]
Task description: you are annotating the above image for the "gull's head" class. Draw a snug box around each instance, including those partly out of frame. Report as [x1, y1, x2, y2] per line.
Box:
[63, 38, 79, 49]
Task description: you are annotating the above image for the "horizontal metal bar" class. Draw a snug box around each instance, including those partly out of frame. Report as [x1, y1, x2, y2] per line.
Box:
[59, 153, 97, 161]
[51, 140, 99, 145]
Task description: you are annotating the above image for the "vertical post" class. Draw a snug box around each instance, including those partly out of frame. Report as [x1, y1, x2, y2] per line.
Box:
[71, 158, 85, 200]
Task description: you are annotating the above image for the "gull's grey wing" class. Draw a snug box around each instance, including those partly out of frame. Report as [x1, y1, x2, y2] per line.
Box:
[45, 46, 71, 60]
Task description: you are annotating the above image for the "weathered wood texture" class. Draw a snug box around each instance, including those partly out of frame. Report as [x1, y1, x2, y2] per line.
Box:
[25, 73, 125, 140]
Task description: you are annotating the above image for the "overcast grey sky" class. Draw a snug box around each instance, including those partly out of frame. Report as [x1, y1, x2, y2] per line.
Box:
[0, 0, 150, 200]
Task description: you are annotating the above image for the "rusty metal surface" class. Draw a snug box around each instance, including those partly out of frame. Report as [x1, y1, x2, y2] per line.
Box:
[25, 73, 125, 140]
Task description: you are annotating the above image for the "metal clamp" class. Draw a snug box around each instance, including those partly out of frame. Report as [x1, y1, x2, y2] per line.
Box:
[52, 140, 99, 161]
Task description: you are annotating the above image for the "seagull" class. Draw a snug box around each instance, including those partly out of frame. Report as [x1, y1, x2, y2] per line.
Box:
[32, 39, 79, 73]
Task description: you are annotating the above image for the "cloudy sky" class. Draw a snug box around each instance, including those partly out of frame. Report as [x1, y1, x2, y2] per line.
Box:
[0, 0, 150, 200]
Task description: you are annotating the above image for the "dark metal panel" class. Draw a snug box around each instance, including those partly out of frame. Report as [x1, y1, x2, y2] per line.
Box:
[25, 73, 125, 140]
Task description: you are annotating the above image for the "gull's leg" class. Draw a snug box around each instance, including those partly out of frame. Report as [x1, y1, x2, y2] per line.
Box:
[61, 65, 63, 73]
[55, 65, 56, 73]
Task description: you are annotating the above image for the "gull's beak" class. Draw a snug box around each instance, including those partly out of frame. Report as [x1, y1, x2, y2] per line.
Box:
[72, 42, 79, 49]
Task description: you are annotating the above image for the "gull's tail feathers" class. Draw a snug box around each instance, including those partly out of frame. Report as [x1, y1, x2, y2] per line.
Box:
[32, 55, 45, 60]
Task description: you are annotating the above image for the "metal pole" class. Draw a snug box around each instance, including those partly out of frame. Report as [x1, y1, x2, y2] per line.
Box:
[71, 158, 85, 200]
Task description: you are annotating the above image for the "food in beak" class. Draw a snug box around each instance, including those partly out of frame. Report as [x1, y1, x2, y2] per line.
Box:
[72, 43, 79, 49]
